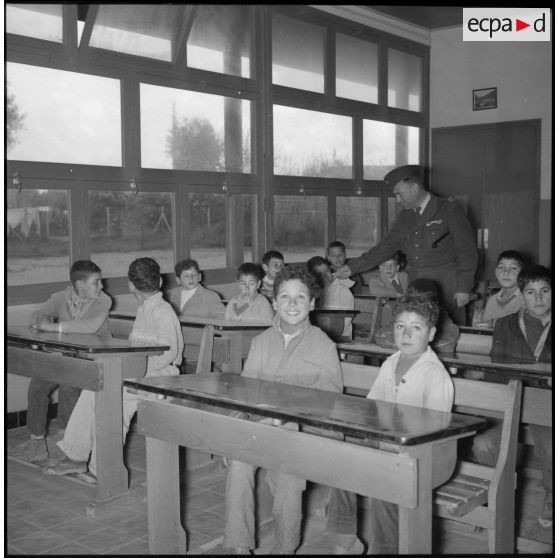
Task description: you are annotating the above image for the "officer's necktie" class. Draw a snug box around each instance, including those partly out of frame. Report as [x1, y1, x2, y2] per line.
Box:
[392, 279, 405, 295]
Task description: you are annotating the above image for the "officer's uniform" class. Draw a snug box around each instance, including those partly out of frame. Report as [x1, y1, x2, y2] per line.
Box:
[348, 166, 478, 324]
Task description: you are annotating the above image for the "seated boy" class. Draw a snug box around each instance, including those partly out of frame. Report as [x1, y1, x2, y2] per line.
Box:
[326, 295, 454, 554]
[168, 258, 225, 319]
[12, 260, 112, 463]
[45, 258, 184, 478]
[475, 250, 525, 328]
[469, 264, 552, 528]
[327, 240, 365, 293]
[259, 250, 284, 303]
[223, 265, 343, 554]
[367, 251, 409, 298]
[225, 262, 274, 324]
[374, 278, 459, 354]
[308, 255, 355, 340]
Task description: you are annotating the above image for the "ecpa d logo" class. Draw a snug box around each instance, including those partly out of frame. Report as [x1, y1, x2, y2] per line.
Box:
[463, 8, 551, 41]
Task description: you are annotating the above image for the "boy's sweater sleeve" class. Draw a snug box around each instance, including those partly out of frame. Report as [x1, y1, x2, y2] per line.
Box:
[318, 341, 343, 393]
[59, 295, 112, 334]
[29, 293, 59, 324]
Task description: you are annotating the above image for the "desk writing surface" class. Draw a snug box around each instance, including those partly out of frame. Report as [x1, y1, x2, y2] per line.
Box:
[337, 341, 551, 382]
[125, 373, 483, 446]
[110, 312, 270, 331]
[7, 325, 169, 354]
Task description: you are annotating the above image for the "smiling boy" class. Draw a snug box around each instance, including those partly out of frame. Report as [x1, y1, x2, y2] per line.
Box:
[223, 265, 343, 554]
[225, 262, 273, 323]
[259, 250, 284, 303]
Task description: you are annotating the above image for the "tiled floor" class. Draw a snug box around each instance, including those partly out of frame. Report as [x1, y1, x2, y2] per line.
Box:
[6, 421, 553, 555]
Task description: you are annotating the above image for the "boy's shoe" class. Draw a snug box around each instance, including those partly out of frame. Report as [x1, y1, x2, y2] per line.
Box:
[11, 437, 49, 463]
[333, 535, 365, 555]
[43, 456, 87, 476]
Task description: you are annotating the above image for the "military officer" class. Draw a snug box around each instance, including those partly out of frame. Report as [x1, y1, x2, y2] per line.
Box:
[335, 164, 478, 324]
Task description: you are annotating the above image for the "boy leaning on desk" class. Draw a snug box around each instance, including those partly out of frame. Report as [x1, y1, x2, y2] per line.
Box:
[12, 260, 112, 464]
[223, 265, 343, 555]
[44, 257, 183, 480]
[326, 294, 454, 555]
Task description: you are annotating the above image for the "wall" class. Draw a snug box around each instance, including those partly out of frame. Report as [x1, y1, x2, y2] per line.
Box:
[429, 27, 553, 265]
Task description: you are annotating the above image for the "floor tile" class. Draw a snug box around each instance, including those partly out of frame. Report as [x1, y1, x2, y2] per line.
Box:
[105, 536, 150, 555]
[75, 526, 137, 554]
[48, 516, 108, 540]
[40, 541, 99, 555]
[24, 505, 81, 529]
[9, 530, 73, 554]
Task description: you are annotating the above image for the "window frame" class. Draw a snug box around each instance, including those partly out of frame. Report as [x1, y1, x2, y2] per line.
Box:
[7, 5, 429, 304]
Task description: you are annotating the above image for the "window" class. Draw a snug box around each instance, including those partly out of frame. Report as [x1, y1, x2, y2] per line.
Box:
[187, 5, 252, 78]
[190, 193, 226, 270]
[273, 106, 352, 178]
[388, 48, 423, 112]
[7, 63, 121, 166]
[272, 13, 325, 93]
[336, 33, 378, 103]
[336, 197, 381, 257]
[7, 189, 69, 286]
[141, 84, 251, 173]
[363, 120, 420, 180]
[89, 4, 181, 62]
[89, 191, 174, 278]
[6, 4, 63, 42]
[274, 195, 327, 262]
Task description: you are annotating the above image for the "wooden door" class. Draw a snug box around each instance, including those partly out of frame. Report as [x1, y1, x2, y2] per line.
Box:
[431, 120, 540, 282]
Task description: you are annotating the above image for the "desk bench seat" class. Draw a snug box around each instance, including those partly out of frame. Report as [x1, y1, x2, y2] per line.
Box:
[340, 361, 522, 553]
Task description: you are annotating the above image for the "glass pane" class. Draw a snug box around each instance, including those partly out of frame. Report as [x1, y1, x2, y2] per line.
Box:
[190, 193, 226, 270]
[141, 84, 251, 172]
[274, 195, 327, 262]
[274, 106, 352, 178]
[336, 33, 378, 103]
[187, 5, 251, 78]
[7, 189, 69, 286]
[240, 194, 256, 262]
[6, 4, 63, 42]
[336, 197, 380, 258]
[89, 191, 174, 278]
[7, 63, 121, 166]
[272, 13, 324, 93]
[388, 48, 423, 112]
[89, 5, 181, 62]
[363, 120, 420, 180]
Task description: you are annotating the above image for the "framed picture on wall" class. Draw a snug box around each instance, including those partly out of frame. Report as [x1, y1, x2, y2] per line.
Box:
[472, 87, 497, 110]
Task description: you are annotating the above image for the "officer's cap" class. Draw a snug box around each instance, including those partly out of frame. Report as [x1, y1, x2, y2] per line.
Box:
[384, 165, 424, 188]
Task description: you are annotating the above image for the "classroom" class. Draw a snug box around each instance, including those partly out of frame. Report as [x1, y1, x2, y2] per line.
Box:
[5, 4, 553, 555]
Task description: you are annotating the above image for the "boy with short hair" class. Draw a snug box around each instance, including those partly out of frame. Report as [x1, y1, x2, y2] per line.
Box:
[225, 262, 274, 323]
[326, 240, 347, 273]
[168, 258, 225, 318]
[45, 258, 184, 478]
[308, 255, 355, 340]
[472, 265, 552, 528]
[367, 251, 409, 298]
[476, 250, 525, 327]
[223, 265, 343, 555]
[259, 250, 284, 303]
[12, 260, 112, 463]
[374, 278, 459, 354]
[327, 294, 454, 554]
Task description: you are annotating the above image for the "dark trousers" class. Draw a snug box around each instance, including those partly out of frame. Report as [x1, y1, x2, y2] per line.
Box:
[27, 378, 81, 436]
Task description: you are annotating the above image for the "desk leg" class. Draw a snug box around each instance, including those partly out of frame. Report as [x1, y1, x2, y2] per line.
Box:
[94, 357, 128, 503]
[146, 436, 187, 554]
[398, 445, 433, 554]
[221, 335, 242, 374]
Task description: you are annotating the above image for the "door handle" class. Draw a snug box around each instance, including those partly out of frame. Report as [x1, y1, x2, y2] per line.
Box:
[483, 228, 489, 250]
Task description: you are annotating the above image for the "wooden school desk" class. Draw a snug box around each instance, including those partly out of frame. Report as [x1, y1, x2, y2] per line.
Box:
[336, 341, 552, 427]
[310, 308, 359, 342]
[110, 312, 269, 372]
[124, 373, 485, 554]
[7, 325, 168, 504]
